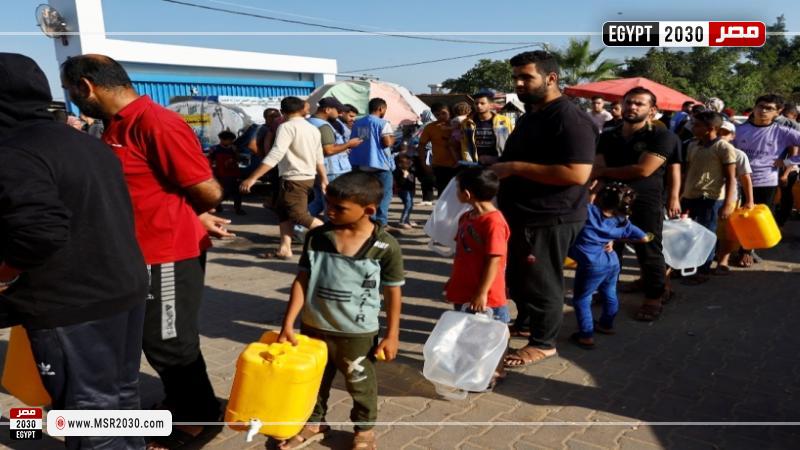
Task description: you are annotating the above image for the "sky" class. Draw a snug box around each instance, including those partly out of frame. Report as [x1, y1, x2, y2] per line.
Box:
[2, 0, 800, 101]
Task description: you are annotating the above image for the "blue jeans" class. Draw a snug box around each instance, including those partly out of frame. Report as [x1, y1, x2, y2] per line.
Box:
[398, 190, 414, 224]
[308, 172, 342, 218]
[572, 263, 620, 339]
[371, 170, 393, 226]
[453, 303, 511, 324]
[683, 197, 723, 271]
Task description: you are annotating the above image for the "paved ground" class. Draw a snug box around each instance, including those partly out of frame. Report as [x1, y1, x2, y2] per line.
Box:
[1, 196, 799, 450]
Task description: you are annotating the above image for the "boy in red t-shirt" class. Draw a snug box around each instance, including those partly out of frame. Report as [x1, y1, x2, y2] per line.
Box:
[445, 167, 511, 323]
[208, 130, 245, 215]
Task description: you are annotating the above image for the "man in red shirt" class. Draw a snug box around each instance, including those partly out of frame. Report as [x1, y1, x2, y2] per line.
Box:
[61, 54, 230, 448]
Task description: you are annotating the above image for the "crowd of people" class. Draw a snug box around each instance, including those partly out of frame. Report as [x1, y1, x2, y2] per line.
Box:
[1, 48, 799, 450]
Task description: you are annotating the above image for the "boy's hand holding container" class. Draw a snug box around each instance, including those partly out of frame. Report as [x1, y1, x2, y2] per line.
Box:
[277, 327, 298, 346]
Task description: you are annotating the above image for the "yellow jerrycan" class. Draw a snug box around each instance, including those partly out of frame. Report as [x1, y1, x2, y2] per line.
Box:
[729, 204, 782, 249]
[225, 330, 327, 441]
[2, 326, 51, 406]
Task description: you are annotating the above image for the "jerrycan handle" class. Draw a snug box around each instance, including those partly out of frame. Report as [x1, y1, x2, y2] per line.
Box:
[458, 304, 494, 321]
[681, 267, 698, 277]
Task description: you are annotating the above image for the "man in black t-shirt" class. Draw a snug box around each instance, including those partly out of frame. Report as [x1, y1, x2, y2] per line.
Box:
[492, 51, 596, 367]
[593, 87, 680, 322]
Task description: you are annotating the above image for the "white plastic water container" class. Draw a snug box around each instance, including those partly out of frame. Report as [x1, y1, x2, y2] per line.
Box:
[423, 179, 470, 257]
[423, 311, 510, 399]
[662, 218, 717, 276]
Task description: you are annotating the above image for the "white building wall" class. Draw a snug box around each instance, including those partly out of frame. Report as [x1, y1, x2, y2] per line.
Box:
[48, 0, 337, 84]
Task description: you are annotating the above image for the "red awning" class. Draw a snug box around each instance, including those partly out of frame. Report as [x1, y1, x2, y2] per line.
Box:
[564, 77, 699, 112]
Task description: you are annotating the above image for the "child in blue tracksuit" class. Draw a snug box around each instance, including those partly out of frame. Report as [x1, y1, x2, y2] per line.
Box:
[568, 182, 653, 349]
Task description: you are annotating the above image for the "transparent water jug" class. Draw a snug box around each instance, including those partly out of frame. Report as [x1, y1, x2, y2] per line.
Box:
[424, 178, 470, 257]
[225, 331, 327, 440]
[423, 311, 509, 398]
[729, 204, 781, 249]
[662, 218, 717, 276]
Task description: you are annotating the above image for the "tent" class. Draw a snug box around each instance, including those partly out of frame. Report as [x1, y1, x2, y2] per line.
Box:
[167, 98, 256, 149]
[306, 80, 430, 126]
[564, 77, 699, 112]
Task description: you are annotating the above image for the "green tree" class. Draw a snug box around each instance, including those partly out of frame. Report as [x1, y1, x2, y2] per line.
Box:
[441, 59, 513, 94]
[617, 16, 800, 111]
[548, 38, 620, 87]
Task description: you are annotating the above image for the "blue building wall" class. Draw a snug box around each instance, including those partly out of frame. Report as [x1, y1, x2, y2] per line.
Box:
[128, 73, 316, 106]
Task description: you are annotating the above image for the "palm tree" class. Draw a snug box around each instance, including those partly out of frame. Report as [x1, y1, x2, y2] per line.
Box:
[547, 39, 620, 87]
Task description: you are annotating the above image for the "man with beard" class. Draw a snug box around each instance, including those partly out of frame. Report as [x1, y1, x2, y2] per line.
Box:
[60, 54, 229, 449]
[460, 92, 513, 166]
[341, 104, 359, 134]
[1, 52, 149, 450]
[592, 87, 679, 322]
[492, 51, 596, 367]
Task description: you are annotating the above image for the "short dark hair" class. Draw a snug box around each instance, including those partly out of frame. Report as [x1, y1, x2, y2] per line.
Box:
[682, 100, 695, 109]
[623, 87, 657, 107]
[263, 107, 280, 119]
[218, 130, 236, 140]
[755, 94, 785, 109]
[473, 92, 494, 102]
[610, 100, 621, 107]
[693, 111, 723, 128]
[591, 96, 604, 102]
[368, 98, 387, 113]
[456, 167, 499, 201]
[326, 171, 384, 206]
[783, 102, 797, 115]
[690, 104, 707, 115]
[430, 102, 448, 113]
[396, 153, 413, 163]
[280, 96, 305, 114]
[596, 182, 637, 217]
[343, 104, 359, 115]
[509, 50, 559, 77]
[60, 54, 132, 89]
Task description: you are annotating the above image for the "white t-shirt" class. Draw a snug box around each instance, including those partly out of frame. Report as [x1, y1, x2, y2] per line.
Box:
[589, 110, 613, 133]
[733, 148, 752, 178]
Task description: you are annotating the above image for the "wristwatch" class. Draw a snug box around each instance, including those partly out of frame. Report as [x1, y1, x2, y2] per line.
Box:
[0, 275, 19, 288]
